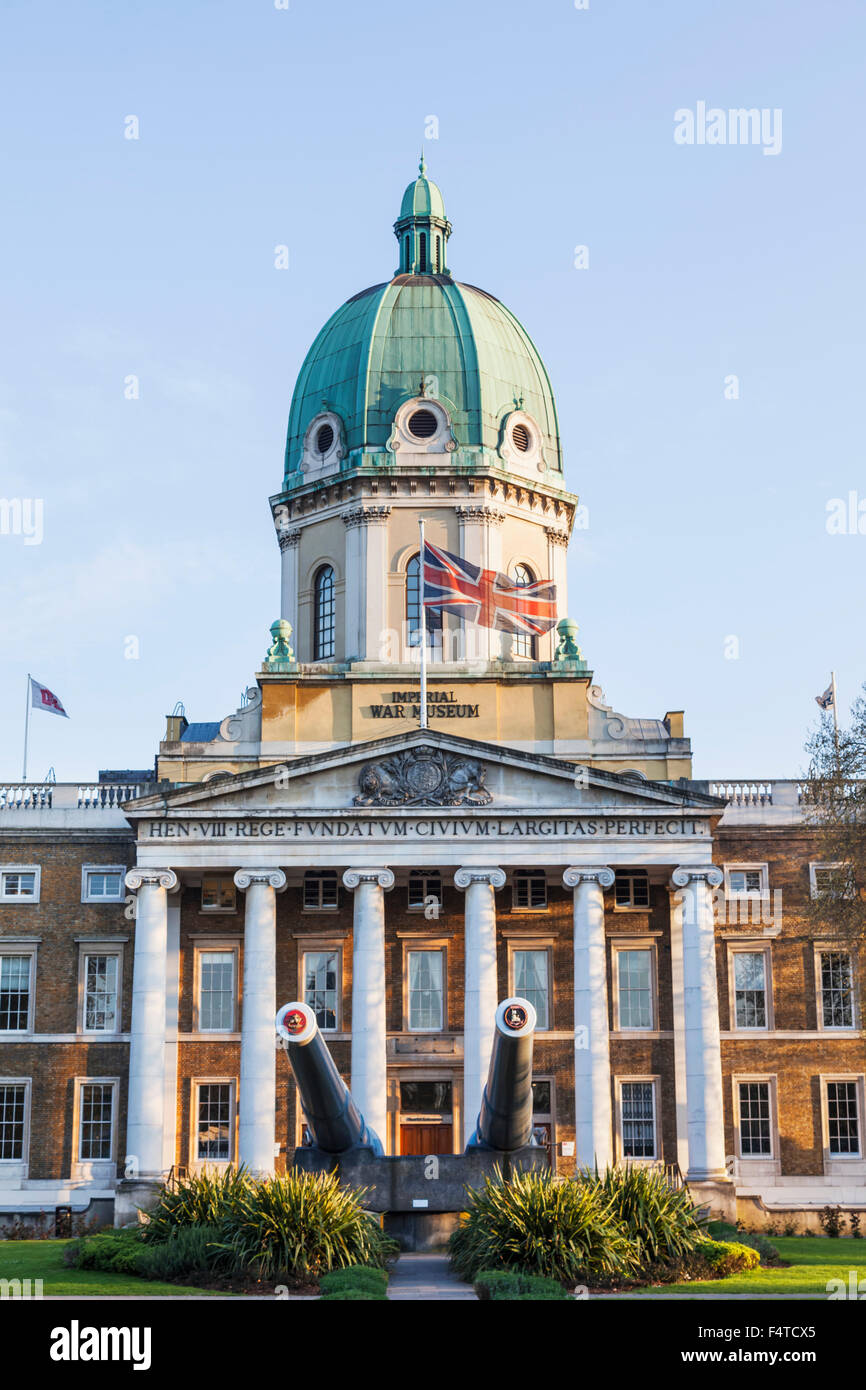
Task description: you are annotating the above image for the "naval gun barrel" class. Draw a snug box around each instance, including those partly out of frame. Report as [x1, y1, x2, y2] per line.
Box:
[466, 997, 538, 1153]
[276, 1001, 383, 1155]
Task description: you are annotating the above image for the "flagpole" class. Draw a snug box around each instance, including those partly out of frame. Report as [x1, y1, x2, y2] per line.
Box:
[830, 671, 839, 738]
[22, 673, 31, 782]
[419, 519, 428, 730]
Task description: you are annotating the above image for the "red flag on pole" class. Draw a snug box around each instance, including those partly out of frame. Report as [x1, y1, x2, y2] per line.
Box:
[29, 677, 69, 718]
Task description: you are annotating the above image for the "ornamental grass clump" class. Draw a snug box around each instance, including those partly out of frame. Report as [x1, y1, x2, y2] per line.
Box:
[142, 1166, 250, 1244]
[586, 1165, 707, 1269]
[449, 1168, 637, 1286]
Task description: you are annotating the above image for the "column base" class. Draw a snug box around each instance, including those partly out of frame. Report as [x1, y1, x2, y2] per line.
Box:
[113, 1177, 166, 1227]
[685, 1177, 737, 1223]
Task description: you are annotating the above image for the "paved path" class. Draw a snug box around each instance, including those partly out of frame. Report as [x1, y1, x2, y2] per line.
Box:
[387, 1253, 475, 1301]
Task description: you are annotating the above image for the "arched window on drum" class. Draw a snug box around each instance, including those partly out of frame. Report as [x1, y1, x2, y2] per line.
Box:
[511, 564, 537, 660]
[406, 553, 442, 653]
[313, 564, 335, 660]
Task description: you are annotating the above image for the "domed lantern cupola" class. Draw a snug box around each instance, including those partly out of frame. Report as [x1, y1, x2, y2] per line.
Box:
[393, 155, 452, 277]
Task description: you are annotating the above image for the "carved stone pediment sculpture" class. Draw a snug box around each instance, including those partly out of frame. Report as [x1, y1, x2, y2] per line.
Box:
[353, 747, 493, 807]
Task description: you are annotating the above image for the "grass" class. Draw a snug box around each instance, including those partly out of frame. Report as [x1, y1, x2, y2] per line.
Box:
[627, 1237, 866, 1297]
[0, 1239, 220, 1297]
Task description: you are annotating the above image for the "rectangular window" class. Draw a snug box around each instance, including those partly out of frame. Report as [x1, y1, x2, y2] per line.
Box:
[79, 1083, 114, 1161]
[820, 953, 855, 1029]
[198, 952, 235, 1032]
[408, 872, 442, 913]
[201, 876, 237, 912]
[0, 1084, 26, 1160]
[513, 949, 550, 1029]
[621, 1081, 656, 1158]
[303, 950, 340, 1031]
[810, 863, 855, 900]
[0, 867, 39, 903]
[303, 872, 339, 911]
[196, 1082, 233, 1161]
[734, 951, 768, 1029]
[614, 872, 650, 909]
[739, 1081, 772, 1156]
[512, 872, 547, 911]
[827, 1081, 860, 1156]
[0, 956, 31, 1032]
[83, 955, 118, 1032]
[617, 948, 653, 1029]
[725, 865, 767, 897]
[82, 867, 125, 902]
[407, 950, 444, 1031]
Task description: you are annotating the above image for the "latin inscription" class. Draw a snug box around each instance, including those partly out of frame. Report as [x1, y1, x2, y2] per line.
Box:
[146, 816, 710, 840]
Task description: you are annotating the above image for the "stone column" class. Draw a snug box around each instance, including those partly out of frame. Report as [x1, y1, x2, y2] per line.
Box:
[234, 869, 287, 1175]
[455, 866, 506, 1144]
[545, 526, 570, 662]
[124, 868, 178, 1178]
[456, 506, 505, 662]
[670, 867, 727, 1185]
[278, 528, 301, 640]
[341, 507, 391, 663]
[343, 868, 394, 1144]
[563, 866, 615, 1170]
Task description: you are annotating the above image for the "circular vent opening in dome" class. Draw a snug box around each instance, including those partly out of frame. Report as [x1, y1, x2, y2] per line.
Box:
[512, 423, 531, 452]
[316, 423, 334, 454]
[408, 408, 438, 439]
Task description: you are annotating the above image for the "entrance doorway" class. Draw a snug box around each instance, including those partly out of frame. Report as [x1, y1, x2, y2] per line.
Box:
[398, 1078, 454, 1156]
[399, 1123, 453, 1155]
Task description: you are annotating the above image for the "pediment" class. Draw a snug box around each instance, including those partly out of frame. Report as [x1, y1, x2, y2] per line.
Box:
[128, 729, 722, 818]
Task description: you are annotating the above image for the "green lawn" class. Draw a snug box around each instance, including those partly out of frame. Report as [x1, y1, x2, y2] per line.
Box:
[629, 1237, 866, 1297]
[0, 1239, 219, 1297]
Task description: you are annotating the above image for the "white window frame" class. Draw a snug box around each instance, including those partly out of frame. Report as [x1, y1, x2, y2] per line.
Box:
[303, 872, 340, 912]
[190, 1077, 237, 1168]
[200, 875, 238, 914]
[511, 871, 548, 913]
[809, 862, 856, 900]
[613, 871, 651, 911]
[0, 1076, 31, 1178]
[77, 944, 124, 1034]
[0, 947, 36, 1035]
[403, 943, 447, 1033]
[611, 941, 657, 1032]
[80, 865, 126, 904]
[723, 862, 769, 900]
[301, 945, 343, 1033]
[193, 943, 239, 1034]
[530, 1074, 556, 1173]
[732, 1074, 780, 1171]
[407, 871, 443, 914]
[0, 866, 41, 905]
[507, 941, 553, 1031]
[820, 1074, 865, 1167]
[615, 1075, 660, 1162]
[814, 945, 858, 1032]
[727, 941, 774, 1032]
[72, 1076, 119, 1177]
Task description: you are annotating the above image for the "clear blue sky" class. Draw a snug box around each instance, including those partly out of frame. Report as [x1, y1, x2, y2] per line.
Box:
[1, 0, 863, 783]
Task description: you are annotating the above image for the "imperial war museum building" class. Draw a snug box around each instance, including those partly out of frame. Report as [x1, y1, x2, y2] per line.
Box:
[0, 165, 863, 1236]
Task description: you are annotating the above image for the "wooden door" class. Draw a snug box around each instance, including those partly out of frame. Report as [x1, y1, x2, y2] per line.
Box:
[400, 1123, 453, 1155]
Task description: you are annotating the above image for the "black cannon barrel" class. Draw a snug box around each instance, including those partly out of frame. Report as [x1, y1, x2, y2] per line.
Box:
[276, 1002, 383, 1155]
[467, 997, 538, 1153]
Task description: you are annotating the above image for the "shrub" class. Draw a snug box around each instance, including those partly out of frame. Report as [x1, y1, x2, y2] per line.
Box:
[819, 1205, 845, 1238]
[449, 1169, 637, 1286]
[736, 1232, 783, 1267]
[70, 1227, 145, 1275]
[474, 1269, 570, 1301]
[586, 1166, 706, 1268]
[319, 1265, 388, 1296]
[219, 1171, 395, 1282]
[320, 1288, 386, 1300]
[696, 1239, 760, 1277]
[142, 1167, 250, 1244]
[135, 1225, 219, 1281]
[850, 1212, 862, 1239]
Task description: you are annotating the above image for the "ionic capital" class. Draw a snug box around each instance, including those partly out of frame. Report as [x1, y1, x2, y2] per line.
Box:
[342, 867, 395, 891]
[454, 866, 506, 890]
[125, 868, 178, 893]
[563, 865, 615, 890]
[233, 868, 288, 892]
[670, 865, 724, 891]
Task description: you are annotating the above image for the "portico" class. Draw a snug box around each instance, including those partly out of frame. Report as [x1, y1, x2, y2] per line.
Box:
[118, 728, 732, 1216]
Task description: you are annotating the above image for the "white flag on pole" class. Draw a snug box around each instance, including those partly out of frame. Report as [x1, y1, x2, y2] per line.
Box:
[29, 677, 69, 718]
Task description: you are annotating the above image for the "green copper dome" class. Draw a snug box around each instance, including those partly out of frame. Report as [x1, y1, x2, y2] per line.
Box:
[282, 165, 562, 486]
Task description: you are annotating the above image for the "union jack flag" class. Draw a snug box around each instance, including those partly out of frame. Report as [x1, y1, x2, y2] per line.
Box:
[422, 541, 557, 636]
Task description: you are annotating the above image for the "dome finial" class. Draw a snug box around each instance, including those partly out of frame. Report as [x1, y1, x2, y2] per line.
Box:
[419, 149, 426, 176]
